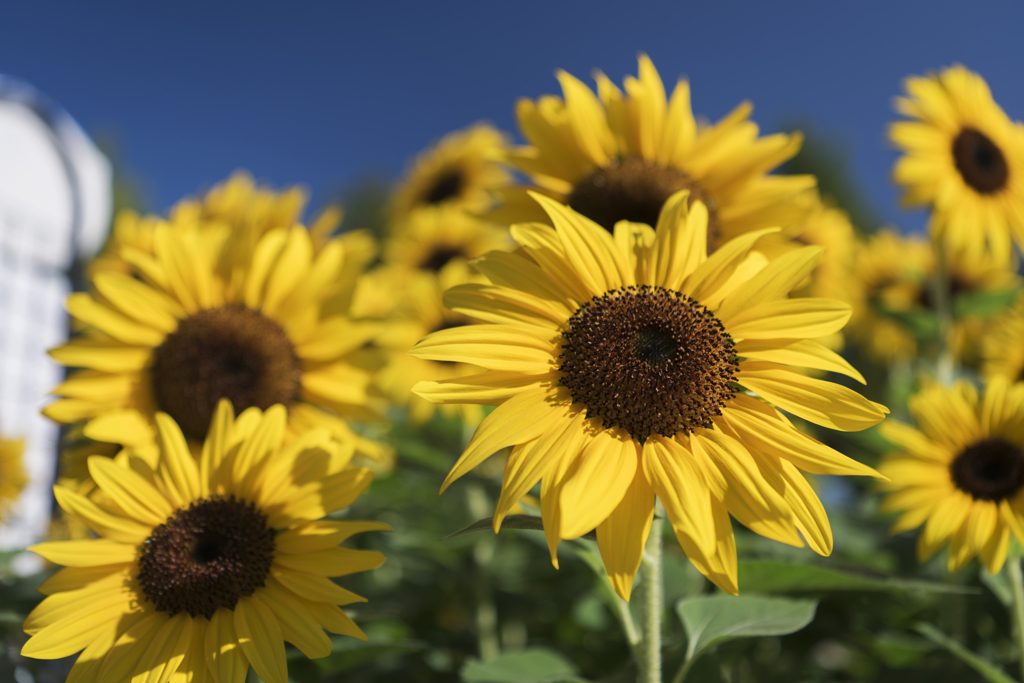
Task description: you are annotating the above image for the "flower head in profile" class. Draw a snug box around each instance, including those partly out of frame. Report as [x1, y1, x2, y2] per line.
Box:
[412, 192, 886, 599]
[499, 54, 814, 250]
[392, 123, 512, 220]
[890, 65, 1024, 265]
[880, 379, 1024, 574]
[47, 221, 384, 468]
[22, 401, 386, 683]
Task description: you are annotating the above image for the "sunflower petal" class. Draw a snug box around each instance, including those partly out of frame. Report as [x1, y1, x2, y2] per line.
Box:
[597, 465, 655, 601]
[559, 427, 638, 539]
[234, 596, 288, 683]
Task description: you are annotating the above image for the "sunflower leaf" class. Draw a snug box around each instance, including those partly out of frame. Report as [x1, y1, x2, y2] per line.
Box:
[913, 623, 1018, 683]
[953, 288, 1019, 319]
[739, 560, 981, 594]
[461, 647, 588, 682]
[874, 305, 940, 341]
[676, 594, 818, 665]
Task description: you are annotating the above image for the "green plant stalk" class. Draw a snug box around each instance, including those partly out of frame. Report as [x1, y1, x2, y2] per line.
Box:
[641, 513, 664, 683]
[932, 239, 955, 386]
[612, 591, 642, 664]
[467, 483, 500, 661]
[1009, 557, 1024, 682]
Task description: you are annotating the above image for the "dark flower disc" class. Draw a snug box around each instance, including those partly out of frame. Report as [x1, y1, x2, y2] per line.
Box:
[568, 156, 720, 245]
[950, 437, 1024, 501]
[136, 496, 275, 618]
[953, 127, 1009, 194]
[152, 306, 302, 442]
[558, 285, 737, 443]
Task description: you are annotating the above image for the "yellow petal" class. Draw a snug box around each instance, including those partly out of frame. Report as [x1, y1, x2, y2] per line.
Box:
[539, 412, 591, 567]
[735, 338, 865, 384]
[155, 413, 201, 507]
[25, 573, 133, 635]
[414, 371, 557, 406]
[441, 385, 572, 492]
[67, 293, 166, 346]
[681, 227, 779, 303]
[88, 456, 173, 527]
[643, 436, 717, 557]
[716, 245, 823, 323]
[270, 566, 367, 606]
[97, 613, 168, 682]
[559, 427, 638, 539]
[274, 548, 385, 577]
[52, 486, 151, 544]
[275, 521, 391, 555]
[268, 468, 375, 525]
[242, 228, 289, 309]
[38, 564, 130, 596]
[64, 611, 146, 683]
[131, 612, 193, 683]
[234, 596, 288, 683]
[30, 539, 136, 566]
[596, 465, 655, 601]
[648, 191, 706, 289]
[84, 409, 156, 448]
[444, 283, 570, 329]
[533, 192, 632, 293]
[262, 227, 314, 317]
[205, 608, 248, 683]
[92, 272, 182, 332]
[50, 342, 152, 373]
[555, 69, 613, 166]
[259, 581, 332, 659]
[738, 362, 887, 431]
[727, 298, 852, 340]
[410, 324, 559, 374]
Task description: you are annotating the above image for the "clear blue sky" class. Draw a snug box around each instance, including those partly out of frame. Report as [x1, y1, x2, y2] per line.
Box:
[3, 1, 1022, 233]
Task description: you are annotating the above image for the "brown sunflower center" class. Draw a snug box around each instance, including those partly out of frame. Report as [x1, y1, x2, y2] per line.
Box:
[152, 306, 301, 441]
[558, 285, 737, 443]
[423, 168, 465, 205]
[953, 127, 1009, 194]
[568, 156, 720, 245]
[421, 246, 465, 271]
[136, 496, 275, 618]
[950, 437, 1024, 501]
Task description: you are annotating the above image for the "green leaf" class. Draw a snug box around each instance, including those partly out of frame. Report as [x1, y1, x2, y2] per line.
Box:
[914, 623, 1018, 683]
[738, 560, 980, 594]
[875, 305, 940, 341]
[953, 288, 1019, 319]
[461, 648, 588, 682]
[981, 566, 1012, 606]
[676, 594, 817, 663]
[442, 515, 596, 541]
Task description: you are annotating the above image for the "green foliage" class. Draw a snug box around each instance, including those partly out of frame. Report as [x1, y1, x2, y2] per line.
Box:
[738, 560, 979, 594]
[461, 648, 589, 683]
[914, 623, 1019, 683]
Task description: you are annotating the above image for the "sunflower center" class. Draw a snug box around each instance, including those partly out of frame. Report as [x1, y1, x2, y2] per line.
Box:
[953, 127, 1009, 194]
[421, 246, 465, 271]
[136, 496, 275, 618]
[568, 156, 720, 245]
[152, 306, 301, 442]
[423, 168, 465, 205]
[950, 437, 1024, 501]
[558, 285, 737, 443]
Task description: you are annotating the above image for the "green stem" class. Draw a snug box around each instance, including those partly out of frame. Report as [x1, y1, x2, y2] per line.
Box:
[641, 512, 664, 683]
[467, 484, 500, 661]
[1009, 557, 1024, 682]
[611, 591, 642, 663]
[932, 239, 955, 386]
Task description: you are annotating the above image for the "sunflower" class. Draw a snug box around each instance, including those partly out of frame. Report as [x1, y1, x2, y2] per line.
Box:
[46, 222, 384, 468]
[846, 229, 1018, 364]
[981, 295, 1024, 382]
[22, 401, 386, 683]
[90, 171, 350, 279]
[0, 436, 26, 520]
[383, 205, 510, 275]
[879, 378, 1024, 574]
[374, 265, 485, 425]
[411, 192, 886, 599]
[498, 54, 815, 251]
[392, 123, 512, 221]
[890, 65, 1024, 265]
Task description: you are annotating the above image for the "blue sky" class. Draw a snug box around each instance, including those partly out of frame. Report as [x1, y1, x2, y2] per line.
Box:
[3, 1, 1022, 232]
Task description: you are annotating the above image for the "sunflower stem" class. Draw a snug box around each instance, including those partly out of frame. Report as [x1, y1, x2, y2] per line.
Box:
[932, 239, 955, 386]
[467, 483, 500, 661]
[1008, 556, 1024, 682]
[640, 510, 664, 683]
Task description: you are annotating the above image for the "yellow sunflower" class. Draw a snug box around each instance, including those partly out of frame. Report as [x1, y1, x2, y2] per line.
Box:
[384, 205, 510, 275]
[411, 192, 886, 599]
[890, 65, 1024, 265]
[392, 123, 512, 220]
[847, 229, 1018, 364]
[879, 378, 1024, 574]
[90, 171, 349, 279]
[0, 436, 26, 520]
[981, 295, 1024, 382]
[374, 264, 486, 425]
[498, 54, 815, 250]
[22, 401, 386, 683]
[46, 222, 383, 467]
